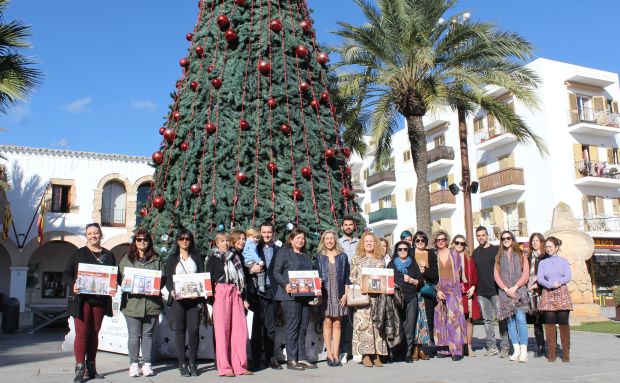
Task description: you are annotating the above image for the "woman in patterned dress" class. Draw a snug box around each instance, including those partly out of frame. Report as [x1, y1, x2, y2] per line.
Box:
[433, 230, 467, 361]
[316, 230, 350, 367]
[412, 231, 438, 360]
[350, 232, 388, 367]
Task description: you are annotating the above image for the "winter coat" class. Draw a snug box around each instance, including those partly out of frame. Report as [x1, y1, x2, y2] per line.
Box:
[118, 254, 165, 318]
[372, 293, 404, 348]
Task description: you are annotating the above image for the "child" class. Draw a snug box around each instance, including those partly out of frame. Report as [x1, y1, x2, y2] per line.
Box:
[243, 228, 266, 293]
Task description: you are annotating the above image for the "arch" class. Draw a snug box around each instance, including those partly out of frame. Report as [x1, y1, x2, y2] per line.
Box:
[20, 231, 85, 267]
[0, 238, 21, 268]
[0, 242, 15, 300]
[103, 233, 132, 264]
[101, 181, 127, 226]
[92, 173, 133, 226]
[131, 175, 154, 194]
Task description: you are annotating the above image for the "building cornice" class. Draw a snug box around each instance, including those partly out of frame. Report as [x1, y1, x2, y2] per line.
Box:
[0, 145, 150, 163]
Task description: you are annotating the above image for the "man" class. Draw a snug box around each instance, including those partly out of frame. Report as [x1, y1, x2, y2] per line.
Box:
[472, 226, 509, 357]
[248, 222, 282, 370]
[338, 215, 358, 364]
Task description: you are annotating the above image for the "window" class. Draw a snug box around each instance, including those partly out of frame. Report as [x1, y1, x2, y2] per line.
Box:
[433, 135, 445, 147]
[498, 153, 515, 170]
[51, 185, 71, 213]
[378, 194, 396, 209]
[473, 117, 483, 132]
[405, 188, 414, 202]
[403, 150, 411, 162]
[135, 182, 152, 225]
[608, 148, 619, 165]
[502, 203, 519, 232]
[576, 95, 592, 120]
[41, 272, 66, 299]
[102, 181, 127, 226]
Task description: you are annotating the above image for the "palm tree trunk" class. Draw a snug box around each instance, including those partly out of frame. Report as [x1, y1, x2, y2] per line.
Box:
[406, 115, 431, 236]
[458, 107, 474, 247]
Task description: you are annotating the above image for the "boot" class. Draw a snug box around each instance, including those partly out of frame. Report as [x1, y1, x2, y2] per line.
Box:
[178, 363, 191, 377]
[371, 354, 383, 367]
[412, 345, 420, 361]
[189, 363, 199, 376]
[85, 360, 104, 379]
[559, 325, 570, 363]
[418, 347, 430, 360]
[535, 344, 545, 358]
[73, 363, 86, 383]
[362, 354, 373, 367]
[545, 324, 557, 362]
[535, 323, 545, 358]
[463, 344, 469, 357]
[509, 343, 520, 361]
[518, 345, 528, 363]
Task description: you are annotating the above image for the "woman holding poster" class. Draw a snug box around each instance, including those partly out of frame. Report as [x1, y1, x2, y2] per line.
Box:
[64, 223, 117, 383]
[118, 229, 164, 377]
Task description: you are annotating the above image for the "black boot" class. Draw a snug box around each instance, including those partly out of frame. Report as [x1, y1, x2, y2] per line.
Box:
[178, 363, 191, 377]
[535, 344, 545, 358]
[85, 361, 105, 379]
[73, 363, 86, 383]
[188, 363, 199, 376]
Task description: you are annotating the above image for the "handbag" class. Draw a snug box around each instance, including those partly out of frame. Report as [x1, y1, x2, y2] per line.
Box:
[347, 284, 370, 307]
[420, 282, 437, 299]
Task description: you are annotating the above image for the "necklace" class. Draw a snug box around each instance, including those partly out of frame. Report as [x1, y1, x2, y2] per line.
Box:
[88, 247, 103, 263]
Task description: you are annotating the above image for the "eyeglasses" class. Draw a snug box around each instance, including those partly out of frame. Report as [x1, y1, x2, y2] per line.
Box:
[135, 237, 149, 243]
[453, 241, 466, 246]
[415, 239, 426, 244]
[85, 223, 101, 230]
[397, 248, 409, 252]
[501, 236, 513, 241]
[435, 238, 447, 243]
[179, 237, 191, 242]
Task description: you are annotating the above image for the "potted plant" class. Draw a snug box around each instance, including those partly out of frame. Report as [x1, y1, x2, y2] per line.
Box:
[613, 286, 620, 321]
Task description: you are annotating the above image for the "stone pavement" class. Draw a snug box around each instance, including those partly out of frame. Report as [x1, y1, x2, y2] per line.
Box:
[0, 324, 619, 383]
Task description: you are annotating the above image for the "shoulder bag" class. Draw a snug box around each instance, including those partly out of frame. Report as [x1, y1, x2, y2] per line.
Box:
[347, 284, 370, 307]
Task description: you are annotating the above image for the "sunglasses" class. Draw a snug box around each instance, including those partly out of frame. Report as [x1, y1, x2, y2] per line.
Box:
[501, 236, 513, 241]
[453, 240, 466, 246]
[435, 238, 447, 243]
[135, 237, 149, 243]
[397, 248, 409, 252]
[85, 223, 101, 230]
[415, 239, 426, 244]
[179, 237, 191, 242]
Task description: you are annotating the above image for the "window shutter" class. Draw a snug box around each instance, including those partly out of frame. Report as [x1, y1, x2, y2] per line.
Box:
[448, 173, 455, 185]
[364, 202, 370, 214]
[487, 114, 495, 129]
[477, 162, 487, 177]
[492, 206, 503, 228]
[405, 188, 413, 202]
[573, 144, 583, 161]
[592, 96, 606, 113]
[363, 169, 369, 180]
[391, 194, 396, 208]
[473, 211, 481, 227]
[613, 199, 620, 215]
[379, 199, 385, 209]
[441, 218, 452, 234]
[507, 152, 516, 168]
[595, 197, 605, 216]
[430, 180, 438, 192]
[588, 146, 599, 162]
[581, 195, 589, 217]
[473, 118, 482, 132]
[568, 93, 579, 123]
[612, 100, 619, 114]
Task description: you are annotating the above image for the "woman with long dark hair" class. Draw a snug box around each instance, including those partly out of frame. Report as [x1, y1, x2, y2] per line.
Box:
[411, 230, 438, 360]
[164, 229, 204, 377]
[527, 233, 546, 358]
[494, 231, 530, 363]
[118, 229, 164, 377]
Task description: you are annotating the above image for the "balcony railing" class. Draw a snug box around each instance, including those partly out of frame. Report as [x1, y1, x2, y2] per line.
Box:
[484, 222, 529, 240]
[426, 146, 455, 164]
[366, 169, 396, 188]
[369, 207, 398, 224]
[430, 189, 456, 206]
[479, 168, 524, 193]
[352, 181, 365, 193]
[474, 125, 509, 145]
[568, 106, 620, 127]
[575, 160, 620, 180]
[101, 208, 126, 227]
[579, 216, 620, 232]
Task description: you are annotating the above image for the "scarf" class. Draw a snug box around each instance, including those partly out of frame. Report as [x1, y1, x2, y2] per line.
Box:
[212, 249, 245, 291]
[394, 256, 412, 275]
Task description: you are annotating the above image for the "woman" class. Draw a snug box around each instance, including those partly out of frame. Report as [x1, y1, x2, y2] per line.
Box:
[206, 231, 252, 377]
[350, 232, 388, 367]
[316, 230, 350, 367]
[379, 237, 392, 266]
[64, 223, 116, 383]
[494, 231, 530, 363]
[272, 229, 317, 371]
[433, 230, 466, 361]
[528, 233, 546, 358]
[537, 236, 572, 363]
[451, 235, 480, 357]
[164, 229, 204, 377]
[388, 241, 422, 363]
[118, 229, 164, 377]
[412, 231, 438, 360]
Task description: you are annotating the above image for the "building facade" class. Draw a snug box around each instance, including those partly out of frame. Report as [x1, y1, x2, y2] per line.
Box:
[352, 58, 620, 302]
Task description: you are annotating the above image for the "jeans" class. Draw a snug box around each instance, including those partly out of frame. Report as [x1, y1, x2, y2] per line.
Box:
[125, 315, 158, 363]
[169, 299, 201, 364]
[477, 295, 509, 350]
[506, 309, 528, 345]
[73, 303, 105, 363]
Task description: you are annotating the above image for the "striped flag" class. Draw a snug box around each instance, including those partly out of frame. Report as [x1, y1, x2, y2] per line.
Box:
[37, 196, 46, 246]
[1, 198, 11, 241]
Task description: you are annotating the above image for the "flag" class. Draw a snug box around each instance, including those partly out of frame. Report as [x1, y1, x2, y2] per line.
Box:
[37, 196, 46, 246]
[1, 198, 11, 241]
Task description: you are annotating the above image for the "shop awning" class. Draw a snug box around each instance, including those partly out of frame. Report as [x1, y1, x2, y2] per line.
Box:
[593, 248, 620, 263]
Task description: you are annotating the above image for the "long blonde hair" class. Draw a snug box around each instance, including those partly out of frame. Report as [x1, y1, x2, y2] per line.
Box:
[317, 230, 344, 255]
[355, 232, 384, 260]
[450, 234, 471, 258]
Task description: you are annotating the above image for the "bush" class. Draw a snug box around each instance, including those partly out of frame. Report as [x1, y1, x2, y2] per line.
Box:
[612, 286, 620, 306]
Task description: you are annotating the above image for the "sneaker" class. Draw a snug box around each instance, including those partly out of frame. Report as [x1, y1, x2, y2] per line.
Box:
[141, 363, 154, 377]
[352, 354, 362, 363]
[129, 363, 140, 377]
[485, 347, 499, 356]
[499, 348, 509, 358]
[340, 353, 349, 365]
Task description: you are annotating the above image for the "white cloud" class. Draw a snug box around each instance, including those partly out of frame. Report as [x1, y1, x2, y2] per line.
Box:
[64, 97, 92, 113]
[6, 104, 31, 125]
[52, 138, 70, 148]
[130, 100, 157, 112]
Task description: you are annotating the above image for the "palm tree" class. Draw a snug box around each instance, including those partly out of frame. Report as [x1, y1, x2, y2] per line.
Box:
[0, 0, 42, 115]
[334, 0, 546, 235]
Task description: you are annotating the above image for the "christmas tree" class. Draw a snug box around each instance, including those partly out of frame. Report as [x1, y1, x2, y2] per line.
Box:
[140, 0, 363, 257]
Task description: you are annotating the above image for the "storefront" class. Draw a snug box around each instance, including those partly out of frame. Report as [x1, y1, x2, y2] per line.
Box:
[588, 237, 620, 306]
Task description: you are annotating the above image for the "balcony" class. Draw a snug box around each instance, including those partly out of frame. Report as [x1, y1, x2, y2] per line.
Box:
[486, 221, 529, 241]
[579, 216, 620, 233]
[568, 107, 620, 136]
[352, 181, 365, 200]
[574, 160, 620, 188]
[101, 208, 126, 227]
[430, 189, 457, 213]
[426, 146, 455, 172]
[366, 169, 396, 193]
[474, 125, 517, 151]
[368, 207, 398, 229]
[478, 168, 526, 199]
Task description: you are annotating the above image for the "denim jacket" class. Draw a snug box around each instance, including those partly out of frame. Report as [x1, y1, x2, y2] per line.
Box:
[315, 252, 350, 300]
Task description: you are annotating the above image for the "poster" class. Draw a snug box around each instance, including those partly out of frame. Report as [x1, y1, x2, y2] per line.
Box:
[288, 270, 322, 297]
[121, 267, 162, 296]
[75, 263, 118, 296]
[360, 267, 394, 294]
[173, 272, 213, 298]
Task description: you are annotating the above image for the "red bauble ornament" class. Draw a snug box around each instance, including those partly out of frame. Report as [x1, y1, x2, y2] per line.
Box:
[292, 189, 303, 201]
[280, 123, 291, 135]
[139, 208, 147, 217]
[190, 81, 199, 91]
[330, 105, 337, 114]
[234, 0, 246, 5]
[211, 198, 217, 206]
[224, 29, 238, 42]
[164, 128, 177, 142]
[236, 171, 248, 182]
[267, 162, 277, 173]
[301, 166, 312, 178]
[207, 65, 215, 73]
[152, 196, 166, 209]
[239, 119, 250, 131]
[325, 148, 336, 158]
[217, 15, 230, 30]
[195, 46, 204, 57]
[300, 20, 313, 32]
[258, 60, 271, 75]
[159, 127, 165, 135]
[172, 111, 180, 120]
[341, 187, 351, 197]
[205, 122, 216, 134]
[310, 98, 319, 108]
[299, 81, 310, 92]
[211, 78, 223, 89]
[269, 19, 283, 32]
[321, 91, 330, 102]
[267, 98, 277, 109]
[175, 80, 183, 88]
[317, 52, 329, 64]
[345, 166, 352, 175]
[179, 58, 189, 68]
[152, 151, 164, 165]
[295, 45, 309, 58]
[342, 147, 351, 158]
[190, 183, 202, 194]
[185, 33, 194, 41]
[180, 142, 189, 151]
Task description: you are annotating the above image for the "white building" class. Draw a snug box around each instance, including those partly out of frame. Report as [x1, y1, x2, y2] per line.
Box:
[0, 145, 152, 324]
[351, 58, 620, 301]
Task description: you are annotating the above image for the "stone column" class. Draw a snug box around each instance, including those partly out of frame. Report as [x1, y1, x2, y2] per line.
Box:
[9, 266, 28, 312]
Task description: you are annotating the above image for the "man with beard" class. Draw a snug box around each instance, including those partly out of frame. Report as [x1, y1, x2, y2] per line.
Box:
[338, 215, 358, 364]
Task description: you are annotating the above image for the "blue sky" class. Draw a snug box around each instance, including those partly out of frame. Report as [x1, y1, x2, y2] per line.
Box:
[2, 0, 619, 156]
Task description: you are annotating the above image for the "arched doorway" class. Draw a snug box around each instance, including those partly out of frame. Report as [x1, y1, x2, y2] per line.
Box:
[27, 241, 78, 306]
[102, 181, 127, 227]
[135, 182, 152, 227]
[109, 244, 130, 264]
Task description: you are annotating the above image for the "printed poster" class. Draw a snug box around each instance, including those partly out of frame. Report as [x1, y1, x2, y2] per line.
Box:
[121, 267, 162, 296]
[173, 272, 213, 298]
[360, 267, 394, 294]
[76, 263, 118, 296]
[288, 270, 322, 297]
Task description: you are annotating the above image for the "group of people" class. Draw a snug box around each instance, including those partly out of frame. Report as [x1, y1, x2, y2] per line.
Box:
[63, 219, 574, 382]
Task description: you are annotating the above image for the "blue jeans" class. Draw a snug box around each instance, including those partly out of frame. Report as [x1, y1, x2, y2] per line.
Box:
[506, 309, 528, 345]
[477, 295, 509, 350]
